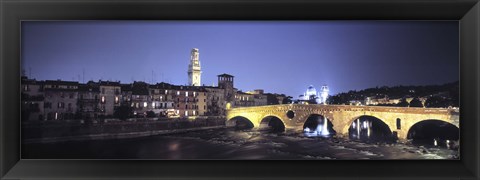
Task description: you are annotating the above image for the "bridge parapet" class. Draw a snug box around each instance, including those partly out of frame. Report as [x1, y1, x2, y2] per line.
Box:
[228, 104, 458, 115]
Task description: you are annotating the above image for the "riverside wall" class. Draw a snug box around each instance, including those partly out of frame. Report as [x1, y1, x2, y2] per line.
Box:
[22, 116, 226, 143]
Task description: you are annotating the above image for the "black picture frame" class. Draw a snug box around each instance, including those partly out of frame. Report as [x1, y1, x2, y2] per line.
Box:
[1, 0, 479, 179]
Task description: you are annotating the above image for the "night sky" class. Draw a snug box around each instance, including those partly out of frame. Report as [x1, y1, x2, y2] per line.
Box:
[21, 21, 459, 98]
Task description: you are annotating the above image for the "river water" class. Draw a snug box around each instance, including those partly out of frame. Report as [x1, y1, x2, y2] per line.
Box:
[22, 128, 459, 160]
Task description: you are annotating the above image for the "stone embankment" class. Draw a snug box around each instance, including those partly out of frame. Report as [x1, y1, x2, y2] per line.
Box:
[23, 116, 226, 143]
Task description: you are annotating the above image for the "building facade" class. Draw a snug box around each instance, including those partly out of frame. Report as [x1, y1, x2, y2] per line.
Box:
[99, 81, 122, 116]
[21, 77, 45, 121]
[43, 80, 79, 120]
[77, 82, 101, 120]
[234, 91, 255, 107]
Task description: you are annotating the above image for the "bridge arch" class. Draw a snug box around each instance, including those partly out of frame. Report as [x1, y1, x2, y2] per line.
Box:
[344, 115, 394, 142]
[226, 116, 255, 130]
[259, 115, 286, 133]
[406, 119, 459, 147]
[303, 114, 336, 135]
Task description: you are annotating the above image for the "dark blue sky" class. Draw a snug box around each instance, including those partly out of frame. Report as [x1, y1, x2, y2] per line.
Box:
[22, 21, 459, 97]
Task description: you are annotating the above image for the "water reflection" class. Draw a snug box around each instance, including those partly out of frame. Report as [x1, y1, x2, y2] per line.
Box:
[303, 115, 335, 137]
[348, 116, 393, 143]
[407, 120, 459, 150]
[303, 116, 330, 137]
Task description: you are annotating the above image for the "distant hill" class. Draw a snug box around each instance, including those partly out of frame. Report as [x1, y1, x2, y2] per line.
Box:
[327, 81, 459, 108]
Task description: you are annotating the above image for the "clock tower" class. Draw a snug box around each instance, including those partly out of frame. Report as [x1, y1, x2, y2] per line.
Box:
[188, 48, 202, 86]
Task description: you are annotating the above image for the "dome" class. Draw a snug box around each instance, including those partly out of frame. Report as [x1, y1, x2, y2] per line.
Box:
[305, 85, 317, 97]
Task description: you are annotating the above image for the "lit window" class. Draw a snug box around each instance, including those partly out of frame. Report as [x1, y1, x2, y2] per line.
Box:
[177, 91, 180, 95]
[165, 90, 168, 94]
[186, 91, 189, 97]
[55, 112, 58, 120]
[193, 92, 196, 96]
[193, 111, 196, 116]
[101, 96, 105, 103]
[144, 102, 147, 107]
[115, 96, 119, 104]
[185, 111, 188, 116]
[152, 102, 155, 107]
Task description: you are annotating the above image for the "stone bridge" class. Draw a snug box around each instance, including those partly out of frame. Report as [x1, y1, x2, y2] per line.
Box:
[226, 104, 459, 140]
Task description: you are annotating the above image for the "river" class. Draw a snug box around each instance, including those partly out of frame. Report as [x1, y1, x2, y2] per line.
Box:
[22, 127, 459, 160]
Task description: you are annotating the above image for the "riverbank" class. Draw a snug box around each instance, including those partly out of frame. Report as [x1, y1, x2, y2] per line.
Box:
[22, 117, 226, 144]
[23, 125, 226, 144]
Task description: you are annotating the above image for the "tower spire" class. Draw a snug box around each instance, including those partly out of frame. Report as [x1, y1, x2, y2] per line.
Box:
[188, 48, 202, 86]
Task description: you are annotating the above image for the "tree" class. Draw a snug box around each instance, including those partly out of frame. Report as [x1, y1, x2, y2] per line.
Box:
[114, 104, 134, 120]
[327, 95, 347, 105]
[307, 95, 318, 104]
[282, 96, 293, 104]
[266, 94, 280, 105]
[409, 97, 424, 107]
[396, 98, 409, 107]
[425, 96, 448, 108]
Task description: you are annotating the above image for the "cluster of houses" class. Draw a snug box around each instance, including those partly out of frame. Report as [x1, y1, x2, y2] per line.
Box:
[21, 74, 288, 121]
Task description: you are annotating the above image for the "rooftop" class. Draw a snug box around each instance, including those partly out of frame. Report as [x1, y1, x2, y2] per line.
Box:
[218, 73, 234, 77]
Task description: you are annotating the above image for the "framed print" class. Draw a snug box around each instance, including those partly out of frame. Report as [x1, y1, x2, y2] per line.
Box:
[1, 0, 479, 179]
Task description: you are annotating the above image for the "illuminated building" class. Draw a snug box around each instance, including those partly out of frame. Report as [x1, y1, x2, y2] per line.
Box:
[299, 85, 329, 104]
[123, 81, 151, 117]
[319, 85, 329, 104]
[149, 83, 176, 117]
[187, 48, 202, 86]
[171, 85, 207, 117]
[98, 81, 122, 116]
